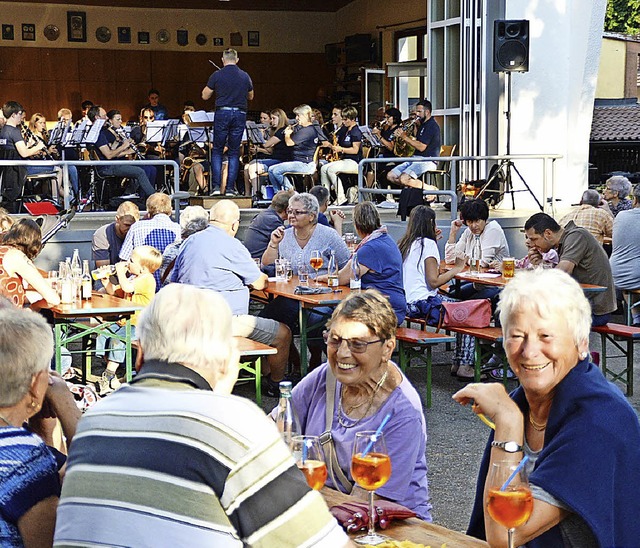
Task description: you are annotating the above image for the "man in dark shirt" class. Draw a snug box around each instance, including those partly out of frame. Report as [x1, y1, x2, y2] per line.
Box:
[0, 101, 47, 211]
[92, 200, 140, 268]
[202, 48, 254, 196]
[243, 190, 293, 259]
[143, 89, 168, 121]
[89, 106, 155, 199]
[387, 98, 441, 190]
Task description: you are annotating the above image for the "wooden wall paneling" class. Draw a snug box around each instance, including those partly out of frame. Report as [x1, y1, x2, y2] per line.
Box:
[39, 81, 85, 121]
[150, 51, 211, 84]
[40, 49, 81, 81]
[114, 51, 152, 83]
[0, 48, 42, 81]
[0, 82, 44, 116]
[79, 81, 118, 111]
[115, 82, 153, 121]
[77, 49, 117, 82]
[153, 81, 206, 115]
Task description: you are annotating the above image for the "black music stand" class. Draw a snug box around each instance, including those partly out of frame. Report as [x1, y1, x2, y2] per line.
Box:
[186, 113, 215, 192]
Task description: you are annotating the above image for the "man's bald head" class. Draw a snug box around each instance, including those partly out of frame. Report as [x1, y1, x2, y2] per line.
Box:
[210, 200, 241, 236]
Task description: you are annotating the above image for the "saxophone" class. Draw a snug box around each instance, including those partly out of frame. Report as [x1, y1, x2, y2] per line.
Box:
[393, 116, 417, 157]
[328, 132, 340, 162]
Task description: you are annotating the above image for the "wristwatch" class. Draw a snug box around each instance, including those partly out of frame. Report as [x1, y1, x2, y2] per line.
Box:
[491, 440, 523, 453]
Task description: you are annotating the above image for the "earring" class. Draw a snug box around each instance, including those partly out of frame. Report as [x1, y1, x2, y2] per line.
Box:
[30, 400, 38, 409]
[580, 352, 588, 361]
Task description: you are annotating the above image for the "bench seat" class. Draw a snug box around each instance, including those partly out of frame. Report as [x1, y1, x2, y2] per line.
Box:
[591, 323, 640, 396]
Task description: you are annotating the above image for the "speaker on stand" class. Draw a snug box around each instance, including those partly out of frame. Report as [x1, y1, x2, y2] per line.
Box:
[478, 19, 542, 210]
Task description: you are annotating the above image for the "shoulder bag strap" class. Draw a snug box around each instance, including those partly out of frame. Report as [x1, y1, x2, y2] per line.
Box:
[320, 366, 354, 494]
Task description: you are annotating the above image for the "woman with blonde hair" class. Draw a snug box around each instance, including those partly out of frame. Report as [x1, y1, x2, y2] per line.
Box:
[244, 108, 292, 197]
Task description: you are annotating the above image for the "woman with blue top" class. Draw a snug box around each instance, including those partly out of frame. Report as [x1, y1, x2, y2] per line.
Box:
[319, 201, 406, 325]
[268, 104, 320, 191]
[454, 268, 640, 547]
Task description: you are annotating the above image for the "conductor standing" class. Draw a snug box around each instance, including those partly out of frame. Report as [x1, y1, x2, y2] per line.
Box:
[202, 48, 254, 196]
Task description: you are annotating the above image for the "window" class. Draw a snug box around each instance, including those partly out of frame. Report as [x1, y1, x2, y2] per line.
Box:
[394, 27, 428, 117]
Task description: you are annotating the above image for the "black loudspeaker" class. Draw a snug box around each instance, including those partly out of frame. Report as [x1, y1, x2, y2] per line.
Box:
[493, 20, 529, 73]
[345, 33, 375, 64]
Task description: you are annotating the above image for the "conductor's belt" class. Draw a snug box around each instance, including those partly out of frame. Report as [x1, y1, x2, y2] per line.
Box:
[217, 107, 246, 113]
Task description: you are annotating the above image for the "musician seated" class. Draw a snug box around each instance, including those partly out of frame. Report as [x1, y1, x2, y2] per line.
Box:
[27, 113, 79, 200]
[267, 104, 320, 192]
[0, 102, 47, 211]
[89, 106, 156, 200]
[387, 99, 441, 194]
[243, 108, 292, 198]
[319, 105, 362, 205]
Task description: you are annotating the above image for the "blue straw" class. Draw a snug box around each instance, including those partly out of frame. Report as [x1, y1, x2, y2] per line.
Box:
[500, 455, 529, 491]
[302, 438, 308, 464]
[362, 412, 392, 457]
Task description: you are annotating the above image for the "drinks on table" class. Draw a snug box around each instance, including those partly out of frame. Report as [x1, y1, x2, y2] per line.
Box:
[275, 381, 300, 449]
[350, 251, 361, 291]
[351, 451, 392, 491]
[502, 257, 515, 279]
[470, 235, 482, 274]
[327, 250, 339, 288]
[292, 435, 327, 490]
[487, 486, 533, 529]
[309, 250, 323, 284]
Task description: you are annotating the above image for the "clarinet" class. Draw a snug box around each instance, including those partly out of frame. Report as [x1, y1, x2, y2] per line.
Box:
[21, 122, 55, 161]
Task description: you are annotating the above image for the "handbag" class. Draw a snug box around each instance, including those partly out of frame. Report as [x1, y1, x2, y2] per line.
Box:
[438, 298, 492, 329]
[330, 500, 417, 532]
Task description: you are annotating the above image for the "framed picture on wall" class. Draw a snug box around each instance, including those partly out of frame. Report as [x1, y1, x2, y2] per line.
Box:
[22, 24, 36, 41]
[67, 11, 86, 43]
[248, 31, 259, 47]
[138, 31, 150, 45]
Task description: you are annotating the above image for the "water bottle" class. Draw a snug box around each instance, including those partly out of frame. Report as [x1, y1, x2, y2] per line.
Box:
[71, 249, 82, 278]
[327, 250, 339, 288]
[59, 261, 74, 304]
[91, 264, 117, 281]
[471, 235, 482, 274]
[275, 381, 300, 449]
[81, 260, 92, 300]
[350, 251, 361, 291]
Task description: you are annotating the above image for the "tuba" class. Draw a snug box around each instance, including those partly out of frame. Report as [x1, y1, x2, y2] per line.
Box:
[393, 116, 417, 157]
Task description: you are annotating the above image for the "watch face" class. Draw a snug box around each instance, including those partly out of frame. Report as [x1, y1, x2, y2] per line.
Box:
[504, 441, 520, 453]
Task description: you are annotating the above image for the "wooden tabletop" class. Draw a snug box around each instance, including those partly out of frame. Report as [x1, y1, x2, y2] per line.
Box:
[322, 488, 489, 547]
[253, 276, 353, 307]
[50, 292, 143, 318]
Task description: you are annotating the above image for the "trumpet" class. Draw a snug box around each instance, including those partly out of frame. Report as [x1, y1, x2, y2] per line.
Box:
[393, 116, 417, 157]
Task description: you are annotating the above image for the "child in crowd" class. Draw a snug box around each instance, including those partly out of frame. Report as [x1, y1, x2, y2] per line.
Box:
[95, 245, 161, 395]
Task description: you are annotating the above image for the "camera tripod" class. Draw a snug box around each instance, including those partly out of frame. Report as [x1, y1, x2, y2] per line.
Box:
[474, 72, 543, 211]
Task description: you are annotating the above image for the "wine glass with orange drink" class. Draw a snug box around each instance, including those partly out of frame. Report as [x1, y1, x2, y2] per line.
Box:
[309, 250, 323, 285]
[350, 431, 392, 545]
[292, 435, 327, 490]
[486, 460, 533, 548]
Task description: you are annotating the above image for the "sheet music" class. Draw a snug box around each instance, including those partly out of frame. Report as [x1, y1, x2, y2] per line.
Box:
[145, 120, 169, 143]
[70, 120, 89, 145]
[245, 121, 266, 145]
[187, 110, 215, 124]
[161, 120, 179, 146]
[359, 125, 381, 147]
[188, 127, 209, 144]
[84, 119, 105, 144]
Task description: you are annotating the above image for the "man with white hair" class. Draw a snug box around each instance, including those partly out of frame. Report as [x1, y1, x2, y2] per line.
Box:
[559, 188, 613, 244]
[54, 284, 351, 547]
[172, 200, 291, 397]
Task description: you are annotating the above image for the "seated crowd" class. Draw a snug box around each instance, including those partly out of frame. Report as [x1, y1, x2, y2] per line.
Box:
[0, 177, 639, 546]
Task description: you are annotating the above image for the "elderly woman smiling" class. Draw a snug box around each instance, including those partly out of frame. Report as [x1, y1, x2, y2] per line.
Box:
[454, 268, 640, 547]
[285, 290, 432, 521]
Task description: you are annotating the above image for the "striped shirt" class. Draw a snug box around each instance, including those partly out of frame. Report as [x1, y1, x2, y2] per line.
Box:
[54, 360, 347, 547]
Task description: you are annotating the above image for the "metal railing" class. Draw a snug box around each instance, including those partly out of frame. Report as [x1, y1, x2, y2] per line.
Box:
[0, 158, 182, 217]
[357, 153, 563, 220]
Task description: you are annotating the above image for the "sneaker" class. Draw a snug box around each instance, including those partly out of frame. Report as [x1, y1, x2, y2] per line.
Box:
[480, 354, 503, 373]
[456, 364, 476, 380]
[225, 189, 239, 197]
[211, 190, 221, 196]
[262, 376, 280, 398]
[96, 372, 121, 396]
[488, 367, 517, 381]
[450, 363, 460, 376]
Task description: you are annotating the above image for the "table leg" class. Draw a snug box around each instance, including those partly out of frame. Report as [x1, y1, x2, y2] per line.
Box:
[54, 323, 63, 374]
[299, 304, 309, 376]
[125, 318, 132, 382]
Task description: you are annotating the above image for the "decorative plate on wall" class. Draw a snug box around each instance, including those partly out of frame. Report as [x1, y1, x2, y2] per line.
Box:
[196, 33, 207, 46]
[44, 24, 60, 41]
[96, 26, 111, 43]
[156, 29, 170, 44]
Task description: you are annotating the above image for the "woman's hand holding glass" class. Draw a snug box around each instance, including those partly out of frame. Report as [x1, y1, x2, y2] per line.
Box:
[350, 431, 392, 545]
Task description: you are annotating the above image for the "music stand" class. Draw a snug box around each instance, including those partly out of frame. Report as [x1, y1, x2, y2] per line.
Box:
[186, 113, 215, 192]
[245, 121, 266, 145]
[359, 125, 381, 148]
[68, 120, 105, 209]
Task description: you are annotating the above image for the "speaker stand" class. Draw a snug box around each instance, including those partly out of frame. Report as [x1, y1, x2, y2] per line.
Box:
[476, 72, 543, 211]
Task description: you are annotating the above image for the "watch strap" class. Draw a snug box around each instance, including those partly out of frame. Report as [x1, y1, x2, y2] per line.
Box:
[491, 440, 523, 453]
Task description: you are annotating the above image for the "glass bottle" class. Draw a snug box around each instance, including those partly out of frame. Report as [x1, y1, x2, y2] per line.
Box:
[81, 260, 92, 300]
[59, 261, 74, 304]
[91, 264, 117, 281]
[471, 235, 482, 274]
[350, 251, 361, 291]
[275, 381, 301, 449]
[327, 250, 339, 288]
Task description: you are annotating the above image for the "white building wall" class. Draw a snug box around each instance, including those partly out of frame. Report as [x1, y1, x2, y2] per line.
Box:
[502, 0, 606, 212]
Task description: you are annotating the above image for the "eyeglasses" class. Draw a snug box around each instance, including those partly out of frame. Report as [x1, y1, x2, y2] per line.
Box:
[323, 332, 384, 354]
[143, 116, 154, 120]
[287, 208, 309, 216]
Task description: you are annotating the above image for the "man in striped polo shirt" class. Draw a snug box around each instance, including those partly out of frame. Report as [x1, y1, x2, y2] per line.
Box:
[54, 284, 351, 547]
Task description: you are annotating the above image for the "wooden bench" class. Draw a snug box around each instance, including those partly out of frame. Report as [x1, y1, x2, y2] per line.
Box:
[235, 336, 278, 406]
[395, 327, 456, 408]
[591, 323, 640, 396]
[444, 326, 511, 384]
[405, 317, 454, 351]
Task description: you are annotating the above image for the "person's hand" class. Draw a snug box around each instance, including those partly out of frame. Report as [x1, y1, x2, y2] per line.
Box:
[42, 372, 74, 417]
[372, 127, 381, 136]
[316, 274, 328, 284]
[452, 382, 522, 428]
[527, 247, 543, 266]
[330, 209, 345, 220]
[450, 218, 463, 235]
[435, 227, 443, 240]
[270, 225, 285, 246]
[453, 254, 466, 271]
[115, 261, 128, 275]
[284, 126, 293, 137]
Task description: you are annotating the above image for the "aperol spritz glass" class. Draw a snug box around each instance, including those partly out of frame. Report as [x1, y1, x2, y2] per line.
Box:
[309, 250, 323, 285]
[292, 435, 327, 490]
[351, 431, 392, 545]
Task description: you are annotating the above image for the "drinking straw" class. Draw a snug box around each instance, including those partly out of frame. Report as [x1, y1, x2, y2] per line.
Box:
[362, 412, 392, 457]
[477, 413, 496, 430]
[500, 455, 529, 491]
[302, 438, 308, 464]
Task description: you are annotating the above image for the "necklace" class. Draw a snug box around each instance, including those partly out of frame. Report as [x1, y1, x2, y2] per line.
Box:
[528, 412, 547, 432]
[294, 228, 312, 241]
[338, 366, 389, 429]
